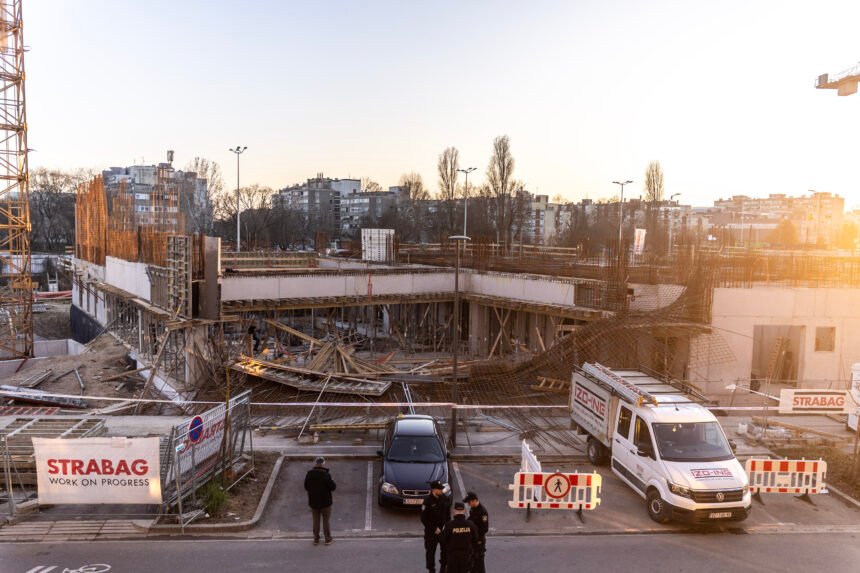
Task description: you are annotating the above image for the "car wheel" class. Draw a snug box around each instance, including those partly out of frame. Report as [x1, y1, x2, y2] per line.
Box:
[586, 437, 605, 466]
[646, 489, 670, 524]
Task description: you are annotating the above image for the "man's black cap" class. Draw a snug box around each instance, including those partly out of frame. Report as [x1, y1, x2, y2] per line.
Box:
[430, 480, 444, 490]
[453, 501, 465, 510]
[463, 492, 478, 503]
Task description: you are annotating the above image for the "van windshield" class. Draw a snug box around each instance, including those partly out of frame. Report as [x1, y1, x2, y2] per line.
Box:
[652, 422, 734, 462]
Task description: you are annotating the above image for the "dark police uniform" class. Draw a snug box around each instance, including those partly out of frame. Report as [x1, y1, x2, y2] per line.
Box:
[467, 502, 489, 573]
[440, 514, 478, 573]
[421, 492, 451, 572]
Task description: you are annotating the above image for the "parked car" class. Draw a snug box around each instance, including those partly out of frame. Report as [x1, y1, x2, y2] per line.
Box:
[377, 414, 451, 508]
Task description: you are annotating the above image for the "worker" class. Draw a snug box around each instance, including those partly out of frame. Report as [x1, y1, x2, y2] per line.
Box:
[440, 501, 478, 573]
[463, 492, 488, 573]
[248, 324, 262, 353]
[421, 480, 451, 573]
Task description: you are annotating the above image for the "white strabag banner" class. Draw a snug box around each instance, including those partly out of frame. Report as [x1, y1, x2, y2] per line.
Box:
[33, 437, 162, 505]
[633, 228, 647, 255]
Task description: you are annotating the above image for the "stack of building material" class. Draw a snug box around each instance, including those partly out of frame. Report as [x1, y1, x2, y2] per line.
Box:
[0, 385, 89, 409]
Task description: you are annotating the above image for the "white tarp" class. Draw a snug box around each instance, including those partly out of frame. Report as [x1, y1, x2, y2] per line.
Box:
[33, 437, 162, 505]
[361, 228, 395, 262]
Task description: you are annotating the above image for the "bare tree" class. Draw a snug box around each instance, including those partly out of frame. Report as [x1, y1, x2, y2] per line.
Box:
[213, 184, 276, 248]
[361, 177, 383, 192]
[643, 160, 665, 204]
[643, 160, 666, 254]
[436, 147, 460, 235]
[30, 167, 91, 252]
[486, 135, 518, 249]
[184, 157, 224, 234]
[396, 172, 429, 242]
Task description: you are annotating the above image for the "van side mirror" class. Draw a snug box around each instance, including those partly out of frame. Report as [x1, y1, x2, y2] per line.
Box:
[637, 444, 654, 458]
[376, 449, 384, 457]
[446, 451, 451, 458]
[729, 439, 737, 453]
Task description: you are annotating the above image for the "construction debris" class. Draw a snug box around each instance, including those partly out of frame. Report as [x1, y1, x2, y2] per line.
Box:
[0, 385, 89, 409]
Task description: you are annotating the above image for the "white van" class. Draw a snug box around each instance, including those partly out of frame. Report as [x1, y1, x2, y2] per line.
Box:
[570, 363, 751, 524]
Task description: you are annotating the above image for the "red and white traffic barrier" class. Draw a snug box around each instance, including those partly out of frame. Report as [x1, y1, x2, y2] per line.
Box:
[745, 458, 827, 495]
[508, 471, 602, 511]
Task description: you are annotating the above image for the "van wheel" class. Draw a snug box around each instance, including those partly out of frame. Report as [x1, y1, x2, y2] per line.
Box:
[586, 437, 605, 466]
[646, 490, 670, 524]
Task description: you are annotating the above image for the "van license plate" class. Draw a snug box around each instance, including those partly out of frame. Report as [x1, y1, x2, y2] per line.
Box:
[709, 512, 732, 519]
[404, 498, 423, 505]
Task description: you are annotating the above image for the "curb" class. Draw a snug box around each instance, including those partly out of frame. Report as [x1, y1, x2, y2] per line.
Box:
[824, 485, 860, 510]
[134, 454, 285, 534]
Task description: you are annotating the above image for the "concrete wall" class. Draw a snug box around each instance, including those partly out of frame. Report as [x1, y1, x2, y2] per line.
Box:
[33, 339, 84, 357]
[464, 271, 577, 307]
[690, 287, 860, 396]
[221, 271, 456, 301]
[222, 268, 588, 310]
[72, 258, 106, 325]
[105, 256, 151, 302]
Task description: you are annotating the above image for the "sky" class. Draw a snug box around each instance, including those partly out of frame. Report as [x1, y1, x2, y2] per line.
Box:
[24, 0, 860, 208]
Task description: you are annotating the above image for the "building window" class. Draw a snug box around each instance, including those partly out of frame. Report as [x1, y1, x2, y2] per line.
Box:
[815, 327, 836, 352]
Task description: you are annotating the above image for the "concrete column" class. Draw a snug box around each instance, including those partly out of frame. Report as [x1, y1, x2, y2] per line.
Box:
[382, 306, 390, 335]
[469, 302, 488, 356]
[185, 325, 208, 387]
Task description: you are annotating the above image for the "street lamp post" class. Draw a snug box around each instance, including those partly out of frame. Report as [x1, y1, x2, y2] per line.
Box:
[457, 167, 476, 235]
[612, 180, 633, 252]
[229, 146, 248, 251]
[448, 234, 470, 447]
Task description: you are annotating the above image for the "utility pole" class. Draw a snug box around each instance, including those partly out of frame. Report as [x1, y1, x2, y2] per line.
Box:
[457, 167, 476, 235]
[448, 234, 470, 447]
[612, 180, 633, 252]
[229, 146, 248, 251]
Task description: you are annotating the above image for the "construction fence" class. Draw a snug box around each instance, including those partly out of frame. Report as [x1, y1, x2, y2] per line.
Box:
[0, 392, 253, 526]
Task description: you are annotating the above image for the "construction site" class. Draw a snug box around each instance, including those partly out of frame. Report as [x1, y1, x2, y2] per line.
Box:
[0, 163, 857, 454]
[3, 6, 860, 568]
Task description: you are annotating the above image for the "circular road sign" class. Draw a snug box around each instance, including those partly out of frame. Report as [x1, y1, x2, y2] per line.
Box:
[544, 472, 571, 499]
[188, 416, 205, 444]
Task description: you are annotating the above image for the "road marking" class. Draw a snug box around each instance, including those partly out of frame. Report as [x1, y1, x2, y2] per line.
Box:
[25, 567, 57, 573]
[365, 461, 374, 531]
[452, 461, 466, 498]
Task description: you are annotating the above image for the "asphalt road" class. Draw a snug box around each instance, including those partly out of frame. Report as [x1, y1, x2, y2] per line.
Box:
[2, 532, 859, 573]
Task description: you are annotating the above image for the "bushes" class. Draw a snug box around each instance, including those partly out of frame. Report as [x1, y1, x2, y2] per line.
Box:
[775, 446, 860, 499]
[200, 480, 229, 517]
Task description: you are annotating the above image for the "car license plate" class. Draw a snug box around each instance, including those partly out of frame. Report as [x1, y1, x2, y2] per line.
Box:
[709, 512, 732, 519]
[404, 498, 423, 505]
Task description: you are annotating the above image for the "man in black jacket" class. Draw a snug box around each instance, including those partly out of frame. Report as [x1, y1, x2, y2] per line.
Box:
[420, 480, 451, 573]
[440, 502, 478, 573]
[464, 492, 489, 573]
[304, 456, 336, 545]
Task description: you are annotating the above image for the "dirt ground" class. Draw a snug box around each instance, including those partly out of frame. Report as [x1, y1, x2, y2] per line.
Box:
[197, 452, 280, 524]
[6, 334, 142, 402]
[33, 301, 73, 340]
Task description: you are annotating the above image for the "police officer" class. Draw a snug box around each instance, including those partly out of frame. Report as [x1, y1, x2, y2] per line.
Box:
[421, 480, 451, 573]
[463, 492, 488, 573]
[440, 501, 478, 573]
